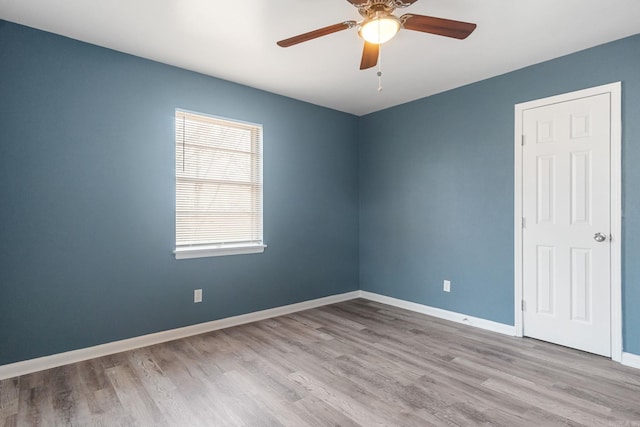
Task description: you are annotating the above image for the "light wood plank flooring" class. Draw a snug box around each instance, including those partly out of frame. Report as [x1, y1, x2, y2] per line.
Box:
[2, 299, 640, 426]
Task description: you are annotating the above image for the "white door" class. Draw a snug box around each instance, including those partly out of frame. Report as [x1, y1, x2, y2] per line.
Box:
[522, 93, 611, 357]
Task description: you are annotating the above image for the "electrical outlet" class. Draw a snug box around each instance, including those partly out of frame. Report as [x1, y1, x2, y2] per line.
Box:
[194, 289, 202, 303]
[443, 280, 451, 292]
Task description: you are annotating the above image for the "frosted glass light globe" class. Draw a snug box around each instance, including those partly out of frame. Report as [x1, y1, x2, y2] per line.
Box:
[359, 15, 400, 44]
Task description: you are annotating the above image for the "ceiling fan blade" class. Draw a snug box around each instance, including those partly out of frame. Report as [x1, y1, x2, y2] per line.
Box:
[393, 0, 419, 6]
[277, 21, 356, 47]
[401, 14, 476, 39]
[360, 41, 379, 70]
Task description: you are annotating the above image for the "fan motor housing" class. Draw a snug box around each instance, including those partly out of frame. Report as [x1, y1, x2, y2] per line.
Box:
[354, 0, 418, 17]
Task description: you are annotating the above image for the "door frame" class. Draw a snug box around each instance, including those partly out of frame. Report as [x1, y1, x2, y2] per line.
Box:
[514, 82, 622, 361]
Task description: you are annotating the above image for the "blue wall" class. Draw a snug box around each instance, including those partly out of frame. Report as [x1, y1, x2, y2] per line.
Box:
[359, 34, 640, 354]
[2, 19, 639, 366]
[0, 20, 360, 365]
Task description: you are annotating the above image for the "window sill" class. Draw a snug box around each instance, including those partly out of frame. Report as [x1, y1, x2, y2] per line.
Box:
[174, 243, 266, 260]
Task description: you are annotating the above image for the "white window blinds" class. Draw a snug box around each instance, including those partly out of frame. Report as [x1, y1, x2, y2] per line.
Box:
[175, 110, 263, 258]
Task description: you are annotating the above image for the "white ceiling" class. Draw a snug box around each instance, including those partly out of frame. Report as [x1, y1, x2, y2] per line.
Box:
[2, 0, 640, 116]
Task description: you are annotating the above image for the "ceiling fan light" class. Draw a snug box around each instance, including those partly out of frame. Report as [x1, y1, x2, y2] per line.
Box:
[359, 15, 400, 44]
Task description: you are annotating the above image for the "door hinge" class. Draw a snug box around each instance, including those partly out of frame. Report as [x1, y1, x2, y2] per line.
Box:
[522, 217, 526, 228]
[521, 135, 526, 146]
[522, 300, 526, 311]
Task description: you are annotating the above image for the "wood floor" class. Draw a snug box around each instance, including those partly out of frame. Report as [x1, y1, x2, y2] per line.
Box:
[1, 299, 640, 426]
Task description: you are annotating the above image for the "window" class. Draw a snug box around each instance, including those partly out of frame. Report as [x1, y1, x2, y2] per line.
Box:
[174, 110, 264, 259]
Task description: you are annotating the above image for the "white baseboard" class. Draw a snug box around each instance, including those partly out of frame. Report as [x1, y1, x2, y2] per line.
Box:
[4, 289, 632, 380]
[621, 352, 640, 369]
[359, 291, 516, 336]
[360, 291, 639, 370]
[0, 291, 360, 381]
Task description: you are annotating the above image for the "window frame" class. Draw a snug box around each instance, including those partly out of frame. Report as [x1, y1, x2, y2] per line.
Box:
[173, 109, 266, 259]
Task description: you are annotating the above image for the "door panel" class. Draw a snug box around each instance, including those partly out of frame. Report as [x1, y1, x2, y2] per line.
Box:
[536, 155, 555, 224]
[570, 151, 591, 224]
[570, 248, 591, 322]
[536, 245, 555, 315]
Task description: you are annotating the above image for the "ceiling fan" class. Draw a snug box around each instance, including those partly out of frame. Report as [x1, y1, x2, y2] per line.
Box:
[277, 0, 477, 70]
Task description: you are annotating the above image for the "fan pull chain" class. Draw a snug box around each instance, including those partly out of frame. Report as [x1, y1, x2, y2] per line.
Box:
[377, 45, 383, 92]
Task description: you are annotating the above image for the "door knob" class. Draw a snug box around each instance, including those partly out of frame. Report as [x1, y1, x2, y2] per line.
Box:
[594, 232, 608, 242]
